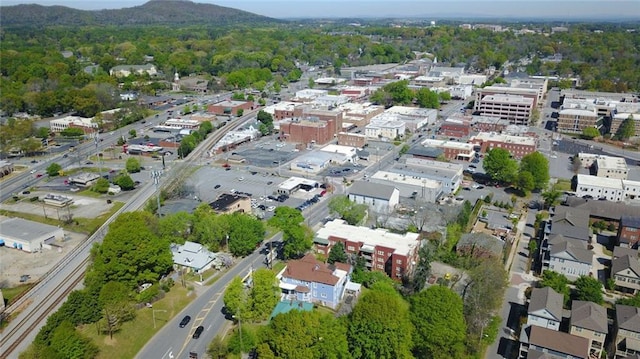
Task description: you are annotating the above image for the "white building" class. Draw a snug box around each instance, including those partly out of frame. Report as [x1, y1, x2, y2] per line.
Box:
[109, 64, 158, 78]
[547, 236, 593, 280]
[318, 144, 358, 164]
[348, 181, 400, 213]
[170, 241, 218, 273]
[593, 155, 629, 180]
[276, 177, 319, 195]
[402, 158, 463, 194]
[575, 174, 640, 202]
[50, 116, 98, 133]
[369, 170, 442, 203]
[289, 152, 332, 174]
[295, 89, 328, 101]
[365, 117, 406, 140]
[163, 118, 201, 130]
[313, 95, 350, 108]
[0, 217, 65, 252]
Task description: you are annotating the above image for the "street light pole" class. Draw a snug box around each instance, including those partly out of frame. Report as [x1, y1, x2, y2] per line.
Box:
[151, 170, 162, 215]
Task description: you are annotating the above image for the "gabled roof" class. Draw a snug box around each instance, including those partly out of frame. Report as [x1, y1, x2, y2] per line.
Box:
[570, 300, 608, 334]
[348, 181, 397, 201]
[550, 240, 593, 264]
[527, 325, 589, 358]
[612, 255, 640, 277]
[550, 206, 591, 241]
[529, 287, 563, 321]
[617, 305, 640, 333]
[458, 232, 504, 256]
[564, 197, 639, 221]
[613, 246, 639, 260]
[282, 254, 351, 286]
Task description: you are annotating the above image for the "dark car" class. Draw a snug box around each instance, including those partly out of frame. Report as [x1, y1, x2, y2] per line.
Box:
[267, 181, 273, 185]
[179, 315, 191, 328]
[192, 325, 204, 339]
[214, 184, 221, 189]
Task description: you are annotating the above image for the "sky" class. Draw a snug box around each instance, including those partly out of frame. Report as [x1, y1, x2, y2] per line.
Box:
[2, 0, 639, 20]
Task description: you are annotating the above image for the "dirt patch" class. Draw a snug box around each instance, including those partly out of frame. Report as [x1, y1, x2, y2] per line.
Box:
[0, 230, 86, 287]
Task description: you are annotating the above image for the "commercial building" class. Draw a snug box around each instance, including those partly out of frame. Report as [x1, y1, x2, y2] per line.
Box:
[294, 89, 328, 101]
[382, 106, 437, 132]
[337, 132, 367, 148]
[440, 118, 471, 138]
[0, 217, 65, 252]
[289, 152, 332, 174]
[314, 219, 421, 280]
[364, 117, 406, 140]
[348, 181, 400, 214]
[208, 193, 251, 215]
[471, 115, 511, 133]
[109, 64, 157, 77]
[318, 144, 358, 164]
[475, 94, 535, 125]
[68, 173, 101, 187]
[43, 194, 73, 207]
[419, 139, 476, 161]
[0, 160, 15, 178]
[474, 85, 540, 108]
[207, 100, 254, 116]
[49, 116, 98, 133]
[163, 118, 201, 130]
[369, 170, 442, 202]
[592, 155, 629, 180]
[276, 177, 319, 195]
[469, 132, 537, 159]
[557, 100, 601, 134]
[610, 103, 640, 137]
[399, 158, 463, 194]
[279, 107, 343, 145]
[338, 102, 385, 128]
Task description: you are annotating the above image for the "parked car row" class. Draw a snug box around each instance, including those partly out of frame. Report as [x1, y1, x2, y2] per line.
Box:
[295, 194, 322, 211]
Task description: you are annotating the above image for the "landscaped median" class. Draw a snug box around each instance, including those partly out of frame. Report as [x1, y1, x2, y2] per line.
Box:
[78, 286, 195, 359]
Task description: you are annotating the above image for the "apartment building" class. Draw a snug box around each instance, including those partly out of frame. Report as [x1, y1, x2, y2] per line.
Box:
[576, 174, 640, 202]
[618, 216, 640, 248]
[557, 100, 601, 134]
[615, 305, 640, 359]
[314, 219, 420, 280]
[469, 132, 537, 159]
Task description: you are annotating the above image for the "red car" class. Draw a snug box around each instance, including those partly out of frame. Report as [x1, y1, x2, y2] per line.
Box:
[36, 173, 43, 178]
[320, 190, 327, 196]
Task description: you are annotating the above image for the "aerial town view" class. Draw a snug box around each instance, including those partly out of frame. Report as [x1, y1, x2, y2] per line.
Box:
[0, 0, 639, 358]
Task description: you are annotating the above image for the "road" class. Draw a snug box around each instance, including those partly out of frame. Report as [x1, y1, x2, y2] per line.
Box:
[137, 191, 332, 359]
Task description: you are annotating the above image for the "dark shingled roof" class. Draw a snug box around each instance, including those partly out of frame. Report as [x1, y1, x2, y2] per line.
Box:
[407, 146, 443, 158]
[564, 197, 639, 221]
[550, 206, 591, 241]
[621, 216, 640, 229]
[612, 255, 640, 278]
[529, 287, 563, 322]
[527, 325, 589, 358]
[617, 305, 640, 332]
[348, 181, 397, 201]
[570, 300, 608, 334]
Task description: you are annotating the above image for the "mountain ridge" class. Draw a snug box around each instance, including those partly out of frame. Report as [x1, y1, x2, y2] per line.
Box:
[0, 0, 283, 27]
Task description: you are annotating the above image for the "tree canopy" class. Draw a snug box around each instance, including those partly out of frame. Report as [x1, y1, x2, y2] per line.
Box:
[328, 241, 348, 264]
[483, 148, 518, 184]
[615, 115, 636, 141]
[410, 286, 466, 359]
[268, 206, 312, 259]
[257, 310, 351, 359]
[46, 162, 62, 177]
[347, 283, 414, 359]
[539, 270, 570, 305]
[125, 157, 141, 173]
[519, 151, 550, 190]
[328, 195, 367, 226]
[574, 275, 604, 304]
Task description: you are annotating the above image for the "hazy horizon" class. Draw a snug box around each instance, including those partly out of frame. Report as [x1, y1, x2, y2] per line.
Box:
[2, 0, 639, 20]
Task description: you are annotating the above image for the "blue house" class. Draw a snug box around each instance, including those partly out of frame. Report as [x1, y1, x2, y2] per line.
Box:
[277, 254, 352, 309]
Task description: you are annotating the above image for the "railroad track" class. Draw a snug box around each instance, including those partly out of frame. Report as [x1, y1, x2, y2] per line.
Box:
[0, 110, 258, 358]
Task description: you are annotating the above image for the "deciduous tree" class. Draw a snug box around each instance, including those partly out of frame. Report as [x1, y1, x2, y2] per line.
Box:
[245, 268, 279, 322]
[99, 281, 135, 339]
[574, 275, 604, 304]
[328, 241, 348, 264]
[539, 270, 570, 305]
[520, 152, 550, 190]
[615, 115, 636, 140]
[328, 195, 367, 226]
[410, 286, 466, 359]
[46, 162, 62, 177]
[126, 157, 141, 173]
[348, 284, 413, 359]
[483, 148, 518, 184]
[223, 276, 246, 318]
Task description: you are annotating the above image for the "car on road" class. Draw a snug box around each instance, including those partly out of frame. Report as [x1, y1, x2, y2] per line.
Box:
[85, 161, 94, 165]
[267, 181, 273, 185]
[36, 174, 43, 178]
[179, 315, 191, 328]
[468, 164, 476, 169]
[237, 177, 244, 181]
[214, 184, 221, 189]
[30, 160, 38, 163]
[192, 326, 204, 339]
[30, 170, 36, 174]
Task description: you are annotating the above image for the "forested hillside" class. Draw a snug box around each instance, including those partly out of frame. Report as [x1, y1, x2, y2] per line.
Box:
[0, 0, 280, 27]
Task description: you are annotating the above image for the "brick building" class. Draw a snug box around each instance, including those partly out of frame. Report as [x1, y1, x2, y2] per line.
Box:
[314, 219, 420, 280]
[207, 100, 254, 116]
[337, 132, 367, 148]
[440, 118, 471, 138]
[618, 216, 640, 248]
[469, 132, 537, 159]
[471, 116, 511, 133]
[279, 107, 343, 145]
[419, 139, 476, 161]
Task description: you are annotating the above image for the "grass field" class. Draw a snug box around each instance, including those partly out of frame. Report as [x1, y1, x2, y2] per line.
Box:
[1, 283, 36, 305]
[79, 286, 195, 359]
[553, 179, 572, 192]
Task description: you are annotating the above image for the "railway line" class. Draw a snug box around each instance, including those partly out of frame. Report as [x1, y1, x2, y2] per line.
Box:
[0, 110, 257, 358]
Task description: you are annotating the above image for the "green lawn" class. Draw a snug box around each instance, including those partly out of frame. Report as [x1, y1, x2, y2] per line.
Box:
[1, 283, 36, 305]
[79, 286, 194, 359]
[553, 179, 572, 192]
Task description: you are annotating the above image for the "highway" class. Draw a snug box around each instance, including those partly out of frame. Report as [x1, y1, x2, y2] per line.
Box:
[0, 98, 244, 358]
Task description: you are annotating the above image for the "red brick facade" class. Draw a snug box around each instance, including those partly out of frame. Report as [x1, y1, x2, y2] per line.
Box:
[337, 132, 367, 148]
[207, 101, 254, 116]
[468, 137, 536, 159]
[315, 235, 417, 280]
[440, 119, 471, 138]
[618, 217, 640, 248]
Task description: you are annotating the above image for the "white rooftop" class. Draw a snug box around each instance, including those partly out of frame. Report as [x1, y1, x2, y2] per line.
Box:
[371, 170, 441, 189]
[278, 176, 318, 191]
[316, 219, 420, 256]
[421, 138, 475, 151]
[471, 132, 536, 146]
[170, 241, 217, 271]
[577, 174, 624, 189]
[319, 144, 358, 156]
[481, 94, 534, 105]
[596, 156, 629, 171]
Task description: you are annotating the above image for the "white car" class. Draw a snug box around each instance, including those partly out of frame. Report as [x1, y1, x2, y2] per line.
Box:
[267, 206, 276, 212]
[238, 177, 244, 181]
[30, 170, 36, 174]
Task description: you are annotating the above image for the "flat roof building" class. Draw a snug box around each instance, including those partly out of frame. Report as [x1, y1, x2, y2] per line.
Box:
[469, 132, 537, 159]
[209, 193, 251, 215]
[420, 139, 476, 161]
[475, 94, 535, 125]
[314, 219, 420, 280]
[593, 155, 629, 180]
[276, 177, 319, 195]
[0, 217, 65, 252]
[369, 170, 442, 203]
